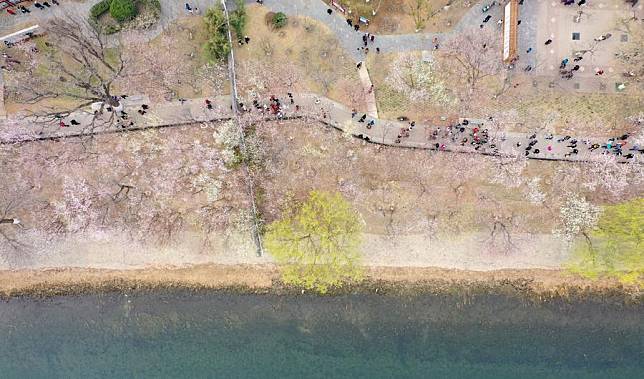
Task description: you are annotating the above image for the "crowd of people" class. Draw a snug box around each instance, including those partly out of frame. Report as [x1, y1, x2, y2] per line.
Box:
[386, 116, 642, 161]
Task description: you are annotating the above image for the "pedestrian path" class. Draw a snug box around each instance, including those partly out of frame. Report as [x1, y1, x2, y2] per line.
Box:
[236, 0, 508, 59]
[0, 95, 231, 142]
[1, 0, 504, 59]
[3, 92, 640, 165]
[357, 65, 378, 118]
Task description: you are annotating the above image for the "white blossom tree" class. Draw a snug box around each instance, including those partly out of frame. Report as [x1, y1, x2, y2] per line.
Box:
[555, 194, 601, 243]
[581, 154, 643, 199]
[385, 52, 452, 103]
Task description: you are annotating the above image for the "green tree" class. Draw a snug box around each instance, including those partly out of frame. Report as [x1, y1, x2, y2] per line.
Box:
[230, 0, 247, 41]
[203, 6, 230, 62]
[265, 191, 364, 293]
[568, 198, 643, 285]
[110, 0, 137, 22]
[271, 12, 288, 29]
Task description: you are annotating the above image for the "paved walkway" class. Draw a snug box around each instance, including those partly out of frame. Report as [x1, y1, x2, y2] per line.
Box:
[0, 95, 231, 142]
[358, 65, 378, 118]
[231, 0, 507, 60]
[2, 0, 505, 59]
[3, 92, 640, 165]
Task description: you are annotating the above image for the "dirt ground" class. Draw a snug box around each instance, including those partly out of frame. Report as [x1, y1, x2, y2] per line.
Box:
[1, 119, 641, 280]
[116, 16, 229, 101]
[323, 0, 472, 34]
[255, 119, 642, 259]
[234, 5, 365, 109]
[1, 264, 635, 299]
[0, 124, 251, 268]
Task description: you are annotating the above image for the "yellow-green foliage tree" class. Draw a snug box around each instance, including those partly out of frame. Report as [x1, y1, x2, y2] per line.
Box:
[265, 191, 363, 293]
[568, 198, 643, 285]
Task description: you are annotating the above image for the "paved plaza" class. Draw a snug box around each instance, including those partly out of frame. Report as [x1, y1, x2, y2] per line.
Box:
[532, 0, 643, 93]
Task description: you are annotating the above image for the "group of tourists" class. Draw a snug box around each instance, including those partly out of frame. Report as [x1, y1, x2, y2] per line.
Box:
[324, 7, 381, 56]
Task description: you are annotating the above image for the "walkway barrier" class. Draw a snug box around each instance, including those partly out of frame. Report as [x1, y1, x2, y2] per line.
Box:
[1, 25, 42, 45]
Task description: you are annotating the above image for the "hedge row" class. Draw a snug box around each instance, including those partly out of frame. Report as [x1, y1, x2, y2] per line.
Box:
[90, 0, 111, 19]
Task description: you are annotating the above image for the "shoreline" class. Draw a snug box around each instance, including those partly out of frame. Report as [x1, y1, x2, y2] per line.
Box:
[0, 264, 640, 301]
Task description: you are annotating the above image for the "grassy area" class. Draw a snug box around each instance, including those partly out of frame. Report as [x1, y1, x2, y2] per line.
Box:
[116, 16, 229, 100]
[234, 5, 363, 108]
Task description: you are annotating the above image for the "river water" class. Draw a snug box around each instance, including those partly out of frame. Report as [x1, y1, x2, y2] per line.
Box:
[0, 290, 641, 378]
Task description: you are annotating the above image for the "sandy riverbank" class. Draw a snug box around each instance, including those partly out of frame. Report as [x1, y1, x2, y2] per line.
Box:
[1, 264, 639, 299]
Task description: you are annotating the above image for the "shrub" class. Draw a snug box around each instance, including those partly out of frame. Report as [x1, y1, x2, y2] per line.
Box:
[204, 33, 230, 62]
[230, 0, 247, 40]
[272, 12, 288, 29]
[203, 6, 230, 62]
[104, 24, 121, 35]
[90, 0, 111, 20]
[143, 0, 161, 19]
[148, 0, 161, 13]
[110, 0, 137, 22]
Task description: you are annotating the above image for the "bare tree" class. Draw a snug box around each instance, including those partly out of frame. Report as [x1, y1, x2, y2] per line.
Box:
[409, 0, 432, 31]
[442, 28, 503, 95]
[6, 17, 127, 129]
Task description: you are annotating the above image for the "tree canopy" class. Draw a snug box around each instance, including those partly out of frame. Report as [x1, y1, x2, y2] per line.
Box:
[568, 198, 643, 285]
[265, 191, 363, 293]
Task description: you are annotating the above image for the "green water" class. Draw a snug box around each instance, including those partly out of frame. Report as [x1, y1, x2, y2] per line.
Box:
[0, 291, 641, 378]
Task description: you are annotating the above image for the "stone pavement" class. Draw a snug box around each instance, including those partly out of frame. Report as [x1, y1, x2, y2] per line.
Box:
[287, 92, 641, 164]
[3, 92, 640, 165]
[357, 65, 378, 118]
[0, 95, 231, 142]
